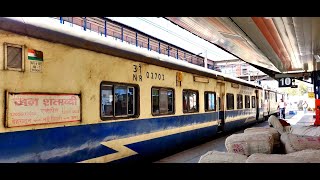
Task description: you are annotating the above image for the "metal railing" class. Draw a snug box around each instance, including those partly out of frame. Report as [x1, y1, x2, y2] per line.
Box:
[53, 17, 216, 69]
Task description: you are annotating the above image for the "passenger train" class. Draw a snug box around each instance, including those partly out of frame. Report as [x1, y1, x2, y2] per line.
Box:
[0, 17, 283, 163]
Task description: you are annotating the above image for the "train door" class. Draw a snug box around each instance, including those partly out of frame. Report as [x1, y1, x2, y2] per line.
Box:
[217, 82, 225, 133]
[255, 89, 259, 121]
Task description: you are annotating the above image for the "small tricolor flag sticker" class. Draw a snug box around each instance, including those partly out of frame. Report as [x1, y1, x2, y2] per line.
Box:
[28, 49, 43, 61]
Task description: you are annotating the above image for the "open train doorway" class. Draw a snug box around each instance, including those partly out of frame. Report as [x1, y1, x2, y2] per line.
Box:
[217, 82, 225, 133]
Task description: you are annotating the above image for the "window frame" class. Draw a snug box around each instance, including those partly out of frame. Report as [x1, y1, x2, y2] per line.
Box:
[265, 91, 269, 100]
[245, 95, 250, 109]
[252, 96, 256, 108]
[182, 89, 199, 113]
[4, 43, 25, 72]
[113, 85, 134, 117]
[101, 84, 113, 118]
[226, 93, 234, 110]
[270, 92, 275, 102]
[237, 94, 243, 109]
[151, 86, 175, 116]
[100, 81, 140, 121]
[204, 91, 216, 112]
[127, 87, 135, 116]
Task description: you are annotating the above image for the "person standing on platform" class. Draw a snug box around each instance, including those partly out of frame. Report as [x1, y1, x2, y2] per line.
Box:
[303, 101, 308, 114]
[278, 99, 287, 119]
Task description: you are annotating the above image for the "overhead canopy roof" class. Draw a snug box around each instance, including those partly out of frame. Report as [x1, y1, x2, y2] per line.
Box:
[165, 17, 320, 76]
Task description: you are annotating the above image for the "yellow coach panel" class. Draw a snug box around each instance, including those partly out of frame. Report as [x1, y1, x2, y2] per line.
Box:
[0, 29, 222, 133]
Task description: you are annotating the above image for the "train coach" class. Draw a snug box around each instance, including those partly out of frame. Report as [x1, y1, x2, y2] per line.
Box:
[0, 17, 279, 163]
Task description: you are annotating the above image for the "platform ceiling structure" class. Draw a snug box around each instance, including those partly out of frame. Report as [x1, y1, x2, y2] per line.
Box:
[165, 17, 320, 78]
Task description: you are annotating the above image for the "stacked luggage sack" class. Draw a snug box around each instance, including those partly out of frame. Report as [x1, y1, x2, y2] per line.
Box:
[199, 116, 320, 163]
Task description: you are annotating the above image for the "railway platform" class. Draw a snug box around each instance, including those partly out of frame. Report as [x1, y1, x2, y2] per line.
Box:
[155, 111, 315, 163]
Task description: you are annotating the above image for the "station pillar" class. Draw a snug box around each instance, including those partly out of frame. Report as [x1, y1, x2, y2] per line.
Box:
[313, 70, 320, 126]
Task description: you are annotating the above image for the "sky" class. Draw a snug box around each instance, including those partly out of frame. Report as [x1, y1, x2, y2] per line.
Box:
[106, 17, 236, 61]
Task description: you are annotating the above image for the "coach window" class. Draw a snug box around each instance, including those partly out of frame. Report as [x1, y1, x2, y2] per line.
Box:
[183, 90, 199, 113]
[272, 93, 275, 102]
[226, 93, 234, 110]
[4, 43, 24, 71]
[152, 87, 174, 115]
[245, 95, 250, 108]
[237, 94, 243, 109]
[205, 91, 216, 111]
[252, 96, 256, 108]
[100, 82, 138, 120]
[127, 87, 135, 115]
[101, 85, 113, 117]
[265, 91, 269, 100]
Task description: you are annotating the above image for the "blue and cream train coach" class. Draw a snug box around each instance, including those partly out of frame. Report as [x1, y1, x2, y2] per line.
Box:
[0, 17, 279, 163]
